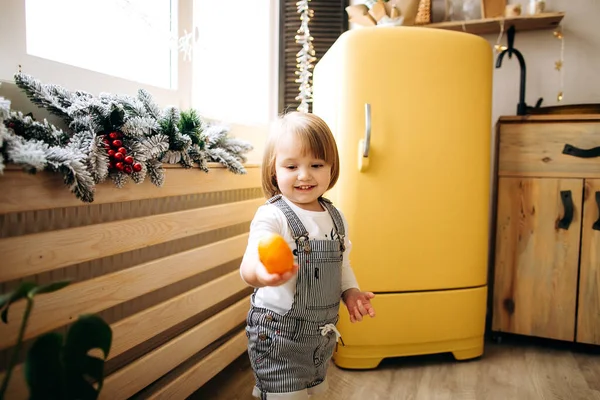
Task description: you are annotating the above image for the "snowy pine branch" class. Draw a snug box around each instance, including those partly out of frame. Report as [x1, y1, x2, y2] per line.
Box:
[161, 150, 184, 165]
[4, 135, 49, 171]
[69, 113, 98, 134]
[207, 148, 246, 174]
[137, 89, 163, 120]
[134, 134, 170, 162]
[205, 124, 229, 147]
[45, 146, 95, 202]
[1, 95, 13, 173]
[121, 116, 160, 138]
[67, 130, 94, 154]
[6, 111, 69, 146]
[100, 93, 148, 119]
[14, 73, 91, 122]
[217, 137, 253, 164]
[188, 144, 209, 172]
[145, 159, 165, 186]
[111, 171, 129, 188]
[88, 135, 110, 183]
[202, 123, 252, 173]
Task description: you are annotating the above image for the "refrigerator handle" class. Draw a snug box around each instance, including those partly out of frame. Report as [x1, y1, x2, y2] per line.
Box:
[358, 103, 371, 172]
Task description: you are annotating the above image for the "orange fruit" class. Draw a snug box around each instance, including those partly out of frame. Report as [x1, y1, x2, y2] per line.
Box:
[258, 233, 294, 274]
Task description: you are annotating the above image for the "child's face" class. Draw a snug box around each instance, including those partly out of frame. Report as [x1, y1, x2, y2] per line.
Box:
[274, 134, 332, 211]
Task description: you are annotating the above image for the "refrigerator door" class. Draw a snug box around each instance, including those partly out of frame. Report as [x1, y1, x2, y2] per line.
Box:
[313, 27, 493, 293]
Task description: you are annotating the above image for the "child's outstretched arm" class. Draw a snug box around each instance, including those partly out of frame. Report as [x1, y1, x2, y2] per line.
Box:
[339, 212, 376, 323]
[240, 256, 298, 288]
[342, 288, 376, 322]
[240, 206, 298, 288]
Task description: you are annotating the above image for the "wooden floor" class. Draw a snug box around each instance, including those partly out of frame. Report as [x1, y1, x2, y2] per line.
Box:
[191, 336, 600, 400]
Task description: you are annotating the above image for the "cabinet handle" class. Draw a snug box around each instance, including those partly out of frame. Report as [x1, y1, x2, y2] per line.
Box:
[558, 190, 574, 230]
[593, 191, 600, 231]
[562, 144, 600, 158]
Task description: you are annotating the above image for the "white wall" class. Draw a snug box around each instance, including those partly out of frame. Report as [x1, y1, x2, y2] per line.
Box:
[486, 0, 600, 123]
[348, 0, 600, 123]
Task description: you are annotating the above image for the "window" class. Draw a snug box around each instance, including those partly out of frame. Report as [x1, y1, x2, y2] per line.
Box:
[192, 0, 278, 125]
[25, 0, 178, 89]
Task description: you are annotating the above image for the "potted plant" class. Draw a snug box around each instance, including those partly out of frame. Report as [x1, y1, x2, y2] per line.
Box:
[0, 281, 112, 400]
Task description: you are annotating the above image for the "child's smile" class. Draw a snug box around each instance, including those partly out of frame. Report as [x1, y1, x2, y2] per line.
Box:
[295, 184, 316, 191]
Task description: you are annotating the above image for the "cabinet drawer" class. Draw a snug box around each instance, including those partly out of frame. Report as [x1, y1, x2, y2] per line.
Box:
[498, 122, 600, 178]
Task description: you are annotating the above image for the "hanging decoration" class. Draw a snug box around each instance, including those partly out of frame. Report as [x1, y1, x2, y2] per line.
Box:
[295, 0, 317, 113]
[178, 29, 195, 62]
[117, 0, 196, 61]
[553, 25, 565, 102]
[494, 20, 508, 54]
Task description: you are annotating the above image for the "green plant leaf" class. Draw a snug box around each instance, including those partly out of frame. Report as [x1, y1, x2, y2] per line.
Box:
[63, 314, 112, 399]
[0, 282, 37, 324]
[65, 356, 105, 400]
[29, 280, 71, 298]
[64, 314, 112, 359]
[67, 375, 103, 400]
[25, 332, 65, 400]
[109, 107, 124, 130]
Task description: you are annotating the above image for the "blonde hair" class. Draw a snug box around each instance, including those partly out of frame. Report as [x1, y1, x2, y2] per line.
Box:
[261, 112, 340, 198]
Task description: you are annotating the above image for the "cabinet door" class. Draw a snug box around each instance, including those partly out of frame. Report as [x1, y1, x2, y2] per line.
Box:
[577, 179, 600, 345]
[492, 177, 583, 341]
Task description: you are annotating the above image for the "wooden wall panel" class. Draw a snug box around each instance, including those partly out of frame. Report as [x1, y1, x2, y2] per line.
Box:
[0, 163, 261, 214]
[0, 199, 262, 282]
[0, 165, 261, 399]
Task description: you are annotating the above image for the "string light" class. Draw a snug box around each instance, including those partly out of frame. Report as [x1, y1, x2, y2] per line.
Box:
[295, 0, 316, 113]
[553, 25, 564, 102]
[494, 20, 507, 53]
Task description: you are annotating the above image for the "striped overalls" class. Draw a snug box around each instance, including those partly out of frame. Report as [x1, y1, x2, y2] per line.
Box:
[246, 195, 346, 399]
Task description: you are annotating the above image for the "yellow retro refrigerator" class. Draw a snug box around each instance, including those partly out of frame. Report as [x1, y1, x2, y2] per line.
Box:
[312, 26, 492, 369]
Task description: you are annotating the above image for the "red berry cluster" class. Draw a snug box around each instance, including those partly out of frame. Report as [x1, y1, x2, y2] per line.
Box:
[102, 131, 142, 174]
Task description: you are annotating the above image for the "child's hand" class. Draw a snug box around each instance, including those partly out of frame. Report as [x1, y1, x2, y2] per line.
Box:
[342, 288, 376, 323]
[256, 262, 299, 287]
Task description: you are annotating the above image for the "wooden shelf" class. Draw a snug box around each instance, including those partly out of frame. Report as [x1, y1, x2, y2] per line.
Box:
[423, 12, 565, 35]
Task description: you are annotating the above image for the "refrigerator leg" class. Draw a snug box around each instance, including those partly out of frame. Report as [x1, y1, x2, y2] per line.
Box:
[451, 343, 484, 361]
[333, 355, 383, 370]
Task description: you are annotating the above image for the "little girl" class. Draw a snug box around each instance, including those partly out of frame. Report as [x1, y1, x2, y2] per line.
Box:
[240, 111, 376, 399]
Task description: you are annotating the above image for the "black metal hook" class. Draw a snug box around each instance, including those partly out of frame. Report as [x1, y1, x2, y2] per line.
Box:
[507, 25, 515, 58]
[495, 26, 528, 116]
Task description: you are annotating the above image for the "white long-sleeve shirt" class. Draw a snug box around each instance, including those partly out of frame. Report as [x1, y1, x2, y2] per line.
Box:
[241, 196, 359, 315]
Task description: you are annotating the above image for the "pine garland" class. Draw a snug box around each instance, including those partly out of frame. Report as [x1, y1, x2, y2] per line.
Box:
[0, 74, 253, 203]
[0, 96, 12, 173]
[204, 125, 253, 174]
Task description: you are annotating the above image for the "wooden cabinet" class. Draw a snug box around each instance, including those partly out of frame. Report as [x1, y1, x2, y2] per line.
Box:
[578, 178, 600, 344]
[491, 115, 600, 345]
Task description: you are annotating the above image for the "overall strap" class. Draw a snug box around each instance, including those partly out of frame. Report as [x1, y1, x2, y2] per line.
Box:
[319, 197, 346, 251]
[266, 195, 310, 241]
